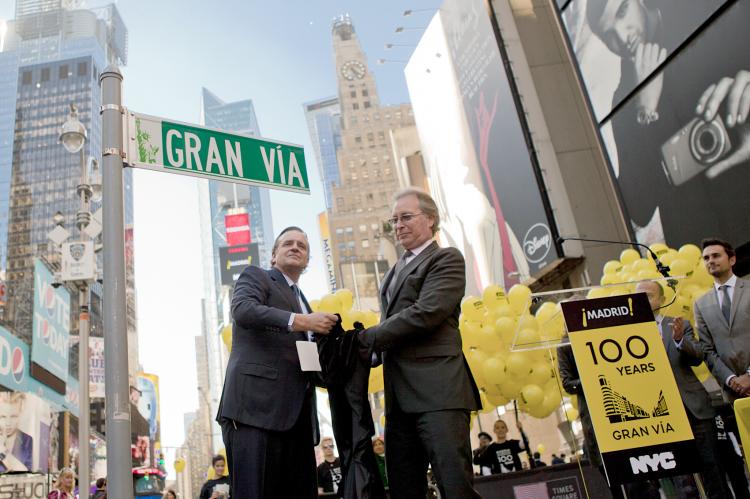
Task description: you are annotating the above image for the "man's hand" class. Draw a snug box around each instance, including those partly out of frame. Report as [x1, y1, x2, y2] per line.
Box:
[672, 317, 686, 342]
[696, 70, 750, 178]
[732, 373, 750, 397]
[292, 312, 338, 335]
[633, 43, 667, 116]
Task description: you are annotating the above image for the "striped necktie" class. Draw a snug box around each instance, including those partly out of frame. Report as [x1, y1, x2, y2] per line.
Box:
[719, 285, 731, 324]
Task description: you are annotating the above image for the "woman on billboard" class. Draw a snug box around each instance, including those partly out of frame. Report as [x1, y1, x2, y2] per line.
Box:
[0, 392, 32, 472]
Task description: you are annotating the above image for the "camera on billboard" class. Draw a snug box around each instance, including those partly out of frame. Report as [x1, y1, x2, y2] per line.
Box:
[660, 115, 732, 186]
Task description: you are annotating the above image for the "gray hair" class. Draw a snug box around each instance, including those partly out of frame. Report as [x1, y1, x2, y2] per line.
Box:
[393, 187, 440, 235]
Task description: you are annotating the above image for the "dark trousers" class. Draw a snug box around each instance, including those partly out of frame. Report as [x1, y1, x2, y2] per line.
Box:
[221, 398, 317, 499]
[385, 405, 479, 499]
[689, 413, 732, 499]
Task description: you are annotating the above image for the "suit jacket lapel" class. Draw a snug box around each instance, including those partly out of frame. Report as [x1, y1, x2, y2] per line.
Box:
[269, 268, 302, 313]
[707, 287, 729, 329]
[380, 266, 395, 313]
[386, 241, 438, 316]
[729, 279, 745, 330]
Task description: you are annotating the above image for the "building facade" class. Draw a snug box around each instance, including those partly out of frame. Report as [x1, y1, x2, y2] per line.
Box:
[326, 15, 416, 311]
[303, 96, 342, 211]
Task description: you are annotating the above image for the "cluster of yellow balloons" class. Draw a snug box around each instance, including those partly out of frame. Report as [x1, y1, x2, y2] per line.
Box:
[310, 289, 384, 393]
[591, 243, 714, 381]
[461, 284, 566, 419]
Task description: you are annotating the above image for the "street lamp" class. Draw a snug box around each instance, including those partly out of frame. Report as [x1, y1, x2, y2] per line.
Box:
[52, 103, 100, 499]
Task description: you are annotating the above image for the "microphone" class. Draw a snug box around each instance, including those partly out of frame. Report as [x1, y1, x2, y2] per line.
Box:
[557, 236, 672, 280]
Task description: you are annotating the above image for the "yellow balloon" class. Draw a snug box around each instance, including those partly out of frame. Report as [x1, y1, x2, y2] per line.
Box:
[678, 244, 702, 266]
[505, 352, 531, 378]
[369, 365, 384, 393]
[499, 378, 522, 399]
[479, 390, 495, 413]
[494, 303, 516, 318]
[515, 328, 541, 348]
[649, 243, 669, 256]
[518, 314, 539, 332]
[528, 362, 554, 386]
[340, 311, 354, 330]
[600, 273, 619, 286]
[603, 260, 622, 275]
[542, 391, 563, 414]
[520, 384, 544, 407]
[174, 458, 186, 473]
[318, 294, 342, 314]
[221, 325, 232, 353]
[632, 258, 656, 273]
[380, 414, 386, 428]
[476, 325, 503, 356]
[482, 284, 508, 310]
[309, 299, 320, 312]
[587, 287, 609, 299]
[536, 443, 546, 455]
[461, 320, 483, 348]
[494, 317, 517, 344]
[508, 284, 532, 314]
[669, 258, 692, 277]
[334, 289, 354, 311]
[620, 248, 640, 265]
[565, 407, 579, 421]
[461, 296, 486, 322]
[483, 356, 507, 384]
[362, 311, 380, 328]
[487, 392, 510, 408]
[660, 249, 679, 266]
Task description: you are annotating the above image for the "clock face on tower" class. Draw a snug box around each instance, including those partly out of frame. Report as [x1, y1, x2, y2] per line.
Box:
[341, 60, 366, 80]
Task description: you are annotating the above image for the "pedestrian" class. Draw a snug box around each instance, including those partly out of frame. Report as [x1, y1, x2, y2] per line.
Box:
[473, 419, 527, 474]
[92, 477, 106, 499]
[358, 188, 482, 499]
[199, 455, 230, 499]
[162, 489, 177, 499]
[473, 432, 493, 476]
[217, 226, 338, 498]
[48, 467, 75, 499]
[372, 437, 388, 489]
[317, 437, 343, 497]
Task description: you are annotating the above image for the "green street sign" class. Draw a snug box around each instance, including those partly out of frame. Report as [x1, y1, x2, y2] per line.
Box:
[124, 111, 309, 193]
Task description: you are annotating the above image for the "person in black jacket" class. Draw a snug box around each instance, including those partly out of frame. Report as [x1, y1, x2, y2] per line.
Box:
[199, 455, 230, 499]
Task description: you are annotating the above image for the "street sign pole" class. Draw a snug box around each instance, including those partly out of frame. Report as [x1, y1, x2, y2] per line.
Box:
[100, 65, 133, 499]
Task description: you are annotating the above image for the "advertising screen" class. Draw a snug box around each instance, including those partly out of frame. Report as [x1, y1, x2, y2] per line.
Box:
[219, 243, 260, 286]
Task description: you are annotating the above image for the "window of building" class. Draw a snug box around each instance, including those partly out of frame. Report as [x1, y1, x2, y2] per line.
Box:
[378, 131, 385, 141]
[362, 89, 369, 97]
[359, 224, 367, 233]
[363, 115, 370, 122]
[374, 113, 380, 120]
[338, 243, 346, 251]
[348, 241, 356, 249]
[362, 170, 369, 178]
[41, 68, 50, 82]
[364, 101, 371, 109]
[350, 116, 357, 125]
[355, 136, 362, 144]
[77, 61, 87, 77]
[362, 239, 370, 248]
[372, 156, 379, 164]
[59, 65, 69, 79]
[345, 227, 353, 234]
[336, 228, 344, 235]
[367, 193, 374, 201]
[352, 103, 359, 110]
[351, 173, 358, 180]
[22, 71, 32, 85]
[367, 133, 374, 142]
[371, 223, 379, 230]
[350, 90, 357, 98]
[337, 197, 345, 209]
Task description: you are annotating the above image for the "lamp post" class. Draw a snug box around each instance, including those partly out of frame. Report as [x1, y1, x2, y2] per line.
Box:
[57, 103, 102, 499]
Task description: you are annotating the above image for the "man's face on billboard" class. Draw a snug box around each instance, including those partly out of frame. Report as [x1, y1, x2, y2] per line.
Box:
[592, 0, 649, 57]
[0, 401, 22, 438]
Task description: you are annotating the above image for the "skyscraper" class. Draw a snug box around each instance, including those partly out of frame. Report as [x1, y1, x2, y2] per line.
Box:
[0, 1, 137, 404]
[326, 15, 416, 311]
[303, 96, 342, 211]
[197, 87, 272, 452]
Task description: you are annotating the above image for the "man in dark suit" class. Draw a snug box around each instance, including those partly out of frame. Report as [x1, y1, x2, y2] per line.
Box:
[636, 280, 732, 499]
[696, 239, 750, 402]
[217, 226, 338, 498]
[358, 188, 482, 499]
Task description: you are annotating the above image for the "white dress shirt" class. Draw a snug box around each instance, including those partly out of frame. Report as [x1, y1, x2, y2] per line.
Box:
[404, 238, 434, 265]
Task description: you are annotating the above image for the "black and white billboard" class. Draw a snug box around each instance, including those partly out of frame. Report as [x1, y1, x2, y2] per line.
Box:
[219, 243, 260, 286]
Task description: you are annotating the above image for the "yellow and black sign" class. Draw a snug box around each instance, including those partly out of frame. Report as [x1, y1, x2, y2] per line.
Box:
[561, 292, 698, 485]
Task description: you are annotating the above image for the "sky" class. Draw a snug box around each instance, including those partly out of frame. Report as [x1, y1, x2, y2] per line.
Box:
[0, 0, 440, 478]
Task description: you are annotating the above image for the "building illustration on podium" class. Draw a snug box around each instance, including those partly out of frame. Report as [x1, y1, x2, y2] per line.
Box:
[599, 376, 670, 423]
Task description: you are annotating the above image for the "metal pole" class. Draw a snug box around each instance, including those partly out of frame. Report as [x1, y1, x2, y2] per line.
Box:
[100, 65, 132, 499]
[78, 286, 90, 499]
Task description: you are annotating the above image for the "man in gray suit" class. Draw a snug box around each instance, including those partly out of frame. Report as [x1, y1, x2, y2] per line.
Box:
[358, 188, 481, 499]
[695, 239, 750, 401]
[217, 227, 338, 498]
[636, 280, 731, 499]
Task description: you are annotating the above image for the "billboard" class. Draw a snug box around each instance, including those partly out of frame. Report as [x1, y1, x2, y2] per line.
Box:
[560, 0, 727, 121]
[0, 391, 54, 474]
[596, 0, 750, 247]
[219, 243, 260, 286]
[406, 0, 559, 293]
[89, 337, 105, 398]
[318, 212, 337, 292]
[225, 213, 252, 246]
[0, 325, 29, 393]
[31, 259, 70, 393]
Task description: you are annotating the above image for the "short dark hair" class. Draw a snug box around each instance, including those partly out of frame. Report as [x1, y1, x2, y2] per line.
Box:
[271, 226, 307, 255]
[96, 478, 106, 488]
[393, 188, 440, 235]
[477, 432, 492, 440]
[701, 238, 735, 258]
[212, 454, 225, 466]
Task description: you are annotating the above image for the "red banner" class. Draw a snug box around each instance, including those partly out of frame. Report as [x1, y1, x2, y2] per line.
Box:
[225, 213, 251, 246]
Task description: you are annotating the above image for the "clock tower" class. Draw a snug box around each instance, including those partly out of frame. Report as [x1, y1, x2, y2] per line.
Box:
[327, 15, 416, 311]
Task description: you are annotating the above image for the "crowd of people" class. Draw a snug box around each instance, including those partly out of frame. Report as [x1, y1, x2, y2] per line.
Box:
[210, 183, 748, 499]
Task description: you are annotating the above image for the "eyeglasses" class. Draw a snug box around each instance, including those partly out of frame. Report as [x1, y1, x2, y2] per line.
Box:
[387, 212, 424, 226]
[322, 444, 335, 449]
